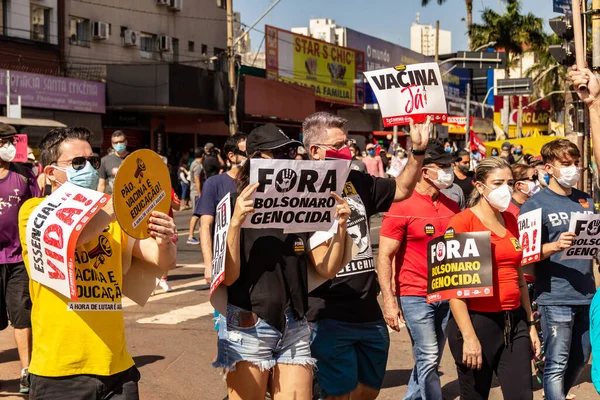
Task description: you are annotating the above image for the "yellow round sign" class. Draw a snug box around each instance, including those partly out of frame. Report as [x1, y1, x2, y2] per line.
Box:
[112, 149, 172, 240]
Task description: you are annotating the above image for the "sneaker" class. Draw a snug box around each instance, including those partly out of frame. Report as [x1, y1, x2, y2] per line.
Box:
[20, 368, 29, 394]
[158, 279, 172, 293]
[187, 237, 200, 245]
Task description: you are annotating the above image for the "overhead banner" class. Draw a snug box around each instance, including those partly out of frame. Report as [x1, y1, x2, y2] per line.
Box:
[265, 25, 365, 106]
[112, 149, 172, 240]
[364, 62, 448, 126]
[561, 212, 600, 260]
[518, 208, 542, 265]
[243, 159, 351, 231]
[25, 182, 110, 300]
[427, 231, 493, 304]
[210, 193, 231, 296]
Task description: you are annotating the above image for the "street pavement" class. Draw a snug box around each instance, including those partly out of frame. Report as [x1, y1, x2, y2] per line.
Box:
[0, 208, 595, 399]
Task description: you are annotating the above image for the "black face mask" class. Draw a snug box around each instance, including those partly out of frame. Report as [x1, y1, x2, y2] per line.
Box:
[458, 164, 469, 173]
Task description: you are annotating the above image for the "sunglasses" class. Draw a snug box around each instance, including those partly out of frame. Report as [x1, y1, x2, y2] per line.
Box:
[55, 156, 101, 171]
[524, 174, 539, 182]
[272, 146, 298, 159]
[0, 137, 15, 146]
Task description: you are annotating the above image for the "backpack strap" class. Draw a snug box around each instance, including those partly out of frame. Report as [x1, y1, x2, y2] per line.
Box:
[10, 162, 29, 184]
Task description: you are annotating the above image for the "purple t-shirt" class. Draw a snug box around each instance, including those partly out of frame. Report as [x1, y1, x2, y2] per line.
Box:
[0, 164, 41, 264]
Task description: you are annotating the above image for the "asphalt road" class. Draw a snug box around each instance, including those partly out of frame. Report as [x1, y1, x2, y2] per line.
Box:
[0, 209, 594, 399]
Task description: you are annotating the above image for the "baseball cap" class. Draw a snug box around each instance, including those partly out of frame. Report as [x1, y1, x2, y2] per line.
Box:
[246, 123, 301, 155]
[501, 141, 513, 151]
[204, 142, 215, 152]
[423, 140, 460, 166]
[0, 123, 16, 139]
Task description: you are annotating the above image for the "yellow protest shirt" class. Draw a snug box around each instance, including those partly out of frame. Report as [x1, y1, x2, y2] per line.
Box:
[18, 197, 135, 377]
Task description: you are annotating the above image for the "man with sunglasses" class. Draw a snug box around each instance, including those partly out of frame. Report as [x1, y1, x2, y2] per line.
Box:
[17, 127, 176, 399]
[98, 130, 129, 195]
[302, 112, 430, 400]
[0, 123, 40, 393]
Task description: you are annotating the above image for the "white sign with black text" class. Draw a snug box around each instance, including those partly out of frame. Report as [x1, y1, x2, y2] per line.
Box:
[561, 212, 600, 260]
[363, 62, 448, 127]
[210, 192, 231, 295]
[243, 159, 351, 232]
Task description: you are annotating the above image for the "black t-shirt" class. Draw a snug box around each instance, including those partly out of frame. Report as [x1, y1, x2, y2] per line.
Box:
[307, 170, 396, 323]
[203, 155, 222, 178]
[454, 171, 475, 201]
[227, 224, 310, 333]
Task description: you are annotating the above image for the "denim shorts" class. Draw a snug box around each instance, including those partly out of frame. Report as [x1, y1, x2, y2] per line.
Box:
[213, 304, 315, 374]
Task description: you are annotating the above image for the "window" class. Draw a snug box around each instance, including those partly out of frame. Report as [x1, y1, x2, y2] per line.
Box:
[201, 44, 207, 56]
[188, 41, 194, 52]
[69, 16, 89, 46]
[172, 38, 179, 63]
[214, 47, 224, 56]
[31, 4, 50, 42]
[140, 32, 156, 59]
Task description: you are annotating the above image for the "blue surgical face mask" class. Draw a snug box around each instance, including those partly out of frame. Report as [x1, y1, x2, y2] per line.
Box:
[544, 173, 550, 185]
[113, 143, 126, 153]
[368, 149, 376, 156]
[515, 149, 522, 155]
[445, 147, 452, 153]
[54, 161, 99, 190]
[492, 150, 498, 156]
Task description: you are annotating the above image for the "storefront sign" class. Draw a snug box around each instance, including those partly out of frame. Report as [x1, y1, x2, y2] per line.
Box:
[113, 149, 172, 240]
[510, 110, 550, 126]
[25, 182, 110, 300]
[0, 69, 105, 113]
[265, 25, 364, 107]
[518, 208, 542, 265]
[211, 193, 231, 296]
[243, 159, 350, 231]
[561, 212, 600, 260]
[364, 63, 447, 126]
[427, 231, 493, 303]
[12, 134, 27, 162]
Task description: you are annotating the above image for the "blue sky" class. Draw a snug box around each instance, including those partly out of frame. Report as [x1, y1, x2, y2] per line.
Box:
[234, 0, 562, 53]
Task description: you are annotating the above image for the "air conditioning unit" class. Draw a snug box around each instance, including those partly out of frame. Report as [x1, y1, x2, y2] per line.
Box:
[168, 0, 182, 11]
[92, 21, 109, 40]
[156, 0, 169, 5]
[123, 30, 139, 47]
[159, 35, 172, 52]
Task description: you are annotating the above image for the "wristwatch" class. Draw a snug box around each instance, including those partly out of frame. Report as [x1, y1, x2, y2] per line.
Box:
[411, 148, 426, 156]
[527, 321, 536, 327]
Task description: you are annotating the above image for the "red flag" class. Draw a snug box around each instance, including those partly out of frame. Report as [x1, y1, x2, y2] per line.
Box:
[469, 131, 487, 158]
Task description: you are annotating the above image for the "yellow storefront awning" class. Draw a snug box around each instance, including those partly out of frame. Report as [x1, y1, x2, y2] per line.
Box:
[484, 136, 557, 157]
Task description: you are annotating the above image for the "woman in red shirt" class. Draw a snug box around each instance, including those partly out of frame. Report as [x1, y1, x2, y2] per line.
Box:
[446, 157, 540, 399]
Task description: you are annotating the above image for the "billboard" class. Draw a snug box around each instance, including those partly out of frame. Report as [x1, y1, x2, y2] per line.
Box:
[265, 25, 364, 107]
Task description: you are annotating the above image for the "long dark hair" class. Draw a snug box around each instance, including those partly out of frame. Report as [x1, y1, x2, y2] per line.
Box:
[235, 151, 261, 193]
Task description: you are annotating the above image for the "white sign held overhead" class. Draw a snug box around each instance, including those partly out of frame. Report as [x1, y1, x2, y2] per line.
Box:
[364, 62, 448, 127]
[243, 159, 351, 232]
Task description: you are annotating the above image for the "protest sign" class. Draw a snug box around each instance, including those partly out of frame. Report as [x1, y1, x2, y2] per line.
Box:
[242, 159, 350, 231]
[12, 134, 27, 162]
[427, 231, 493, 304]
[210, 193, 231, 295]
[561, 212, 600, 260]
[518, 208, 542, 265]
[112, 149, 171, 240]
[25, 182, 109, 300]
[363, 62, 448, 127]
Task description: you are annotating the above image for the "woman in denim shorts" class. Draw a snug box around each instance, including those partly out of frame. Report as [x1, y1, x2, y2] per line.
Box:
[213, 124, 351, 399]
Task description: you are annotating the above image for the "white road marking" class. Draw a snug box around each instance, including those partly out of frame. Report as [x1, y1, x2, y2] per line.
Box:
[136, 301, 214, 325]
[122, 280, 207, 308]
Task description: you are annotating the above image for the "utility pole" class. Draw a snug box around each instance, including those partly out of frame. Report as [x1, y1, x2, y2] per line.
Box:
[465, 83, 471, 149]
[227, 0, 238, 136]
[433, 20, 440, 138]
[517, 95, 523, 138]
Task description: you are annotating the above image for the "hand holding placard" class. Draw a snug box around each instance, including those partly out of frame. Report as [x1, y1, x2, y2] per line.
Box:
[409, 116, 431, 152]
[231, 183, 259, 228]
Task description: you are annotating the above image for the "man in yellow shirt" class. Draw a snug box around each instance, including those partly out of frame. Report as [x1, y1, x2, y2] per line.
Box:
[18, 127, 177, 400]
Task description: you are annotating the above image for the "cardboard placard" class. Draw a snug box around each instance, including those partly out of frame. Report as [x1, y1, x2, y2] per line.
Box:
[518, 208, 542, 265]
[242, 159, 350, 232]
[112, 149, 172, 240]
[427, 231, 493, 303]
[210, 193, 231, 295]
[363, 62, 448, 126]
[25, 182, 110, 300]
[561, 212, 600, 260]
[13, 134, 27, 162]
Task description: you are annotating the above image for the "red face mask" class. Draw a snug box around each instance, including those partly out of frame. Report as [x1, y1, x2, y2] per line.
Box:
[324, 145, 352, 161]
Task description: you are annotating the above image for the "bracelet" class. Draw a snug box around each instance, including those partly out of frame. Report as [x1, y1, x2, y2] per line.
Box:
[411, 148, 426, 156]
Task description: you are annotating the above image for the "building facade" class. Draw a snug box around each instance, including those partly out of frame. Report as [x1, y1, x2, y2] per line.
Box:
[409, 14, 452, 57]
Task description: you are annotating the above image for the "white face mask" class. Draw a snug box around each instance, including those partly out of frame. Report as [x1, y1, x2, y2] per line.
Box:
[551, 165, 580, 188]
[0, 142, 16, 162]
[482, 184, 513, 212]
[518, 181, 540, 197]
[427, 167, 454, 189]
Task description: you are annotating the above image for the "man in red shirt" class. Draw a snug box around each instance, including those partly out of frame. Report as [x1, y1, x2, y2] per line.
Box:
[378, 139, 460, 400]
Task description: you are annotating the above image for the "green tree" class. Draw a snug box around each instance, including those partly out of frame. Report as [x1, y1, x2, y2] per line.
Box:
[469, 0, 547, 77]
[421, 0, 473, 48]
[525, 34, 566, 118]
